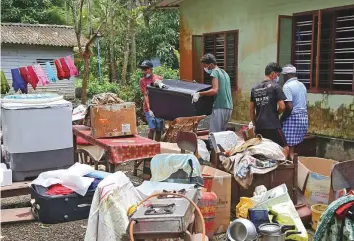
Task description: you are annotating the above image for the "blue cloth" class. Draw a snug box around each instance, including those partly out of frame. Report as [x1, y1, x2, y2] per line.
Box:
[88, 179, 102, 190]
[11, 68, 27, 93]
[85, 170, 111, 180]
[282, 112, 308, 146]
[45, 62, 58, 82]
[144, 111, 163, 131]
[283, 77, 307, 114]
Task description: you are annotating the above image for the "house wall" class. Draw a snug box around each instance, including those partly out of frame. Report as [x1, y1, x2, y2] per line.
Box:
[179, 0, 354, 140]
[1, 44, 75, 99]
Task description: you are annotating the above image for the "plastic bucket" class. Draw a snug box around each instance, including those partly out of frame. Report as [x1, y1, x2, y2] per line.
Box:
[311, 204, 328, 230]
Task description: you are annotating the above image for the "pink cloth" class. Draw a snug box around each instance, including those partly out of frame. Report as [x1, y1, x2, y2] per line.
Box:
[66, 56, 79, 77]
[33, 64, 49, 86]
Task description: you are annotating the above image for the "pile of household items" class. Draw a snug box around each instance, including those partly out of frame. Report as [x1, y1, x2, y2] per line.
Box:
[2, 79, 354, 241]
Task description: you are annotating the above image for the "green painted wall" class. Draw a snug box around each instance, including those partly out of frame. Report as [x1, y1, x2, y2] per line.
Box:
[180, 0, 354, 139]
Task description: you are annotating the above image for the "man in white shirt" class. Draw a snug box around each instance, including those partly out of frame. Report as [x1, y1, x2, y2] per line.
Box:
[281, 64, 308, 161]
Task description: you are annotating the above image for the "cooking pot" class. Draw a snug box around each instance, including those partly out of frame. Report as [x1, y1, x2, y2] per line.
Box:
[258, 223, 300, 241]
[257, 231, 301, 241]
[226, 218, 258, 241]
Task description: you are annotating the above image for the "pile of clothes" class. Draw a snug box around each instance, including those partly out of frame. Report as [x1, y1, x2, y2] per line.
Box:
[210, 131, 287, 188]
[315, 194, 354, 241]
[31, 163, 110, 196]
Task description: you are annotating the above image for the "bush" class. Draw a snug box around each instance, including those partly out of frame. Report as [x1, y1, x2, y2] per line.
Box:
[75, 66, 180, 124]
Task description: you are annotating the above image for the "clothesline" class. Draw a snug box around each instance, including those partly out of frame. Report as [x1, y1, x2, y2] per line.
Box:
[0, 55, 79, 95]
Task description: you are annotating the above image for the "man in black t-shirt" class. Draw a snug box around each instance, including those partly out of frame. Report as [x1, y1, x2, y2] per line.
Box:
[249, 62, 289, 157]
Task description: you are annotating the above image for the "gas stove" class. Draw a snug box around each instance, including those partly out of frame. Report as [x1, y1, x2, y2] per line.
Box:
[131, 188, 198, 239]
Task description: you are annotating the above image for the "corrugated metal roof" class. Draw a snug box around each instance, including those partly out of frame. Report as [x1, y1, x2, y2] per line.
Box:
[153, 0, 183, 8]
[1, 23, 88, 47]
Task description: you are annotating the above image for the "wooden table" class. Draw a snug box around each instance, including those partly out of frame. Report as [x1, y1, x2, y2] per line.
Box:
[73, 125, 161, 174]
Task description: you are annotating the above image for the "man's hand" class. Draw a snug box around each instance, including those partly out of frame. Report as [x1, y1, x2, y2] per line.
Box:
[191, 92, 200, 103]
[148, 110, 155, 117]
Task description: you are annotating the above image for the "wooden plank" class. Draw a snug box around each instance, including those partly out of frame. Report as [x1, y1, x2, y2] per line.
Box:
[1, 181, 31, 198]
[1, 207, 35, 224]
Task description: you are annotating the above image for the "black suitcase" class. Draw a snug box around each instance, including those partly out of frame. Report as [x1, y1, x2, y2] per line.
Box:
[30, 184, 95, 224]
[147, 80, 214, 121]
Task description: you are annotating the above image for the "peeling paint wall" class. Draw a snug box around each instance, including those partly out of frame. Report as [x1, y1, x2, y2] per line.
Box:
[180, 0, 354, 139]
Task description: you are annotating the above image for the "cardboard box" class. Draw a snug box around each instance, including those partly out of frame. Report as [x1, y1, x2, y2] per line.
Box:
[201, 165, 231, 234]
[90, 103, 137, 138]
[298, 157, 338, 205]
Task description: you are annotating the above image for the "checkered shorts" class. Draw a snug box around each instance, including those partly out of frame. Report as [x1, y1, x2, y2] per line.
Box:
[282, 112, 308, 146]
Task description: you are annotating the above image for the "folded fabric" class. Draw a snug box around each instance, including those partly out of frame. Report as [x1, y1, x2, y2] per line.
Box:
[11, 68, 27, 93]
[335, 202, 354, 220]
[27, 66, 39, 89]
[33, 64, 49, 86]
[66, 55, 79, 77]
[1, 70, 10, 94]
[60, 58, 71, 79]
[45, 62, 58, 82]
[55, 59, 65, 80]
[150, 154, 202, 182]
[46, 184, 74, 195]
[31, 163, 95, 196]
[88, 179, 102, 190]
[19, 67, 31, 85]
[85, 171, 111, 180]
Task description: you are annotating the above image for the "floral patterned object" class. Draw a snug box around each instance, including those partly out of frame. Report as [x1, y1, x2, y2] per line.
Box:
[314, 195, 354, 241]
[73, 125, 161, 164]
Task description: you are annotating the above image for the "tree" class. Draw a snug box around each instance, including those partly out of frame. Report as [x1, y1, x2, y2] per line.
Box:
[67, 0, 104, 104]
[1, 0, 69, 25]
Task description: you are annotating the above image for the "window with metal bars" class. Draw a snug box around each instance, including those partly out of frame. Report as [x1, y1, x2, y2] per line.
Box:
[202, 31, 238, 90]
[292, 6, 354, 93]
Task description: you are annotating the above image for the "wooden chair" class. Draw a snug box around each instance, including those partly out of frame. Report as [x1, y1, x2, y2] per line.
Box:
[162, 116, 206, 143]
[75, 149, 109, 171]
[176, 131, 198, 156]
[328, 159, 354, 203]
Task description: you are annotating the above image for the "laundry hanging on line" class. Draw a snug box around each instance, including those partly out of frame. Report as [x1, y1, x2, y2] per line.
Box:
[4, 55, 79, 93]
[45, 62, 58, 82]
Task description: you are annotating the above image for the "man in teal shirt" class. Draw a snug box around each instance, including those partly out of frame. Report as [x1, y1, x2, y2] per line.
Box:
[192, 53, 233, 133]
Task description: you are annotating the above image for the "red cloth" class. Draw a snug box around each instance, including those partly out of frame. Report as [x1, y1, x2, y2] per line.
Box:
[46, 184, 74, 195]
[77, 136, 90, 145]
[19, 67, 31, 85]
[59, 58, 71, 79]
[139, 74, 163, 112]
[73, 125, 161, 164]
[54, 59, 65, 80]
[335, 201, 354, 220]
[27, 66, 39, 90]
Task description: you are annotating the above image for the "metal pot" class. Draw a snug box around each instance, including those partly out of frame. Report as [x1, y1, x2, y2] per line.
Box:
[226, 218, 258, 241]
[258, 223, 295, 235]
[258, 231, 301, 241]
[258, 223, 300, 241]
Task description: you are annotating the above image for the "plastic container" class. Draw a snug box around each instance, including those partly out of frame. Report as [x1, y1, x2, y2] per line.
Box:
[198, 174, 217, 238]
[147, 79, 214, 120]
[311, 204, 327, 230]
[0, 163, 12, 186]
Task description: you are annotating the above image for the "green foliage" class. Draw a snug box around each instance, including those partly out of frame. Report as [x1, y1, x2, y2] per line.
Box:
[1, 0, 69, 24]
[136, 10, 180, 68]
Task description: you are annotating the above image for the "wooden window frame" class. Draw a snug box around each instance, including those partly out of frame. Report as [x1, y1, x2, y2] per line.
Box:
[202, 30, 239, 90]
[277, 5, 354, 95]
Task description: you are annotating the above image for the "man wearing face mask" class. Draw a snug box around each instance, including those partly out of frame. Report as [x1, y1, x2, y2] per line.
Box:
[139, 60, 163, 140]
[249, 62, 289, 156]
[192, 54, 233, 135]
